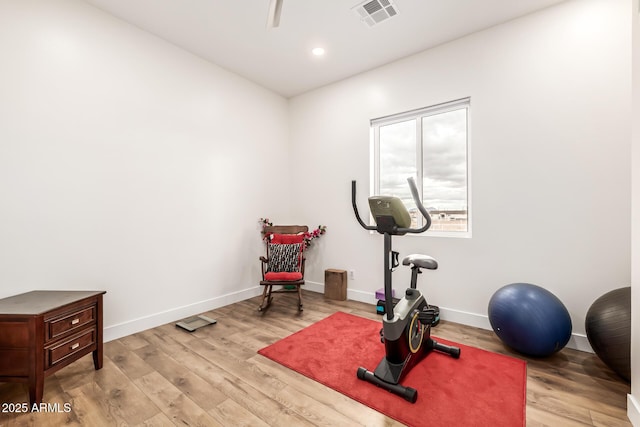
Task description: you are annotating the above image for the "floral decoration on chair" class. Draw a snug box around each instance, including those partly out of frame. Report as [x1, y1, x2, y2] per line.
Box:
[260, 218, 327, 248]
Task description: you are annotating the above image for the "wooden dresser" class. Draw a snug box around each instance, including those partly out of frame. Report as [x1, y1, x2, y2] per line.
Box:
[0, 290, 106, 405]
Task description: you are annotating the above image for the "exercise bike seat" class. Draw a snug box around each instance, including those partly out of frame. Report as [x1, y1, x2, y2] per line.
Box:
[402, 254, 438, 270]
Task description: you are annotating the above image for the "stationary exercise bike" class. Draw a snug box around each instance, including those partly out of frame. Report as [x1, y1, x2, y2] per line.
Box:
[352, 177, 460, 403]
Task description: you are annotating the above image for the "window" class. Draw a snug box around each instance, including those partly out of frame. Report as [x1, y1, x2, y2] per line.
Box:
[372, 98, 470, 236]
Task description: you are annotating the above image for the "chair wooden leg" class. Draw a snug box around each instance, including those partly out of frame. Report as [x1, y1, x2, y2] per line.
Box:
[258, 285, 272, 312]
[297, 286, 303, 312]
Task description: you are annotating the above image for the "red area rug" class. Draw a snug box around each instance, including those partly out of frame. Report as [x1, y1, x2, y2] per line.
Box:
[258, 311, 526, 427]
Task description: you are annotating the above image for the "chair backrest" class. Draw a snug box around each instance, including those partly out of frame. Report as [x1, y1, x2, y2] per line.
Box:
[263, 225, 308, 235]
[263, 225, 308, 273]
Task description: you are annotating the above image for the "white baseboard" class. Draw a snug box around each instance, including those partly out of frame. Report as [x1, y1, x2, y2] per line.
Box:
[304, 280, 325, 294]
[103, 286, 262, 342]
[308, 280, 593, 353]
[105, 280, 592, 354]
[566, 333, 593, 353]
[629, 394, 640, 427]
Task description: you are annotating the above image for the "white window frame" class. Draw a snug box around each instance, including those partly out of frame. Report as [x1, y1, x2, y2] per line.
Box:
[371, 97, 471, 238]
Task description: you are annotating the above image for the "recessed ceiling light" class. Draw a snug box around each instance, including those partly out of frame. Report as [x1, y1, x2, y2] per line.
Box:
[311, 47, 325, 56]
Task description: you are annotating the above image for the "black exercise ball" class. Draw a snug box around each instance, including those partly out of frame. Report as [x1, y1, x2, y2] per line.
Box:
[585, 287, 631, 382]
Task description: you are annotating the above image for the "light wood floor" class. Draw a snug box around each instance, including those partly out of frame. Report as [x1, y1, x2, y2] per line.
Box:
[0, 290, 632, 426]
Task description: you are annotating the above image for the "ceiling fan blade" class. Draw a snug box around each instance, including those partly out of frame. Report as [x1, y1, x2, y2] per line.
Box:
[267, 0, 283, 28]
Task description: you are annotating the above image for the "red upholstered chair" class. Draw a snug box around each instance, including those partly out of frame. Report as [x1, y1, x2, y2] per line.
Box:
[259, 225, 308, 312]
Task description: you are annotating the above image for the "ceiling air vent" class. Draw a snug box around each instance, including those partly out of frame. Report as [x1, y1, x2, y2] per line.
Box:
[352, 0, 399, 27]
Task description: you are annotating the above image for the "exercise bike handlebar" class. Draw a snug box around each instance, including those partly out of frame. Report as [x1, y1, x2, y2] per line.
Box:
[351, 177, 432, 233]
[407, 177, 432, 233]
[351, 181, 377, 231]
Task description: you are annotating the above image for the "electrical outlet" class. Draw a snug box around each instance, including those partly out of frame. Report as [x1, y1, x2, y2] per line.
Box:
[349, 270, 355, 280]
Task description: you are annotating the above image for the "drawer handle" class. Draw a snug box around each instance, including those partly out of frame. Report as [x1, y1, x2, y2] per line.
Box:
[70, 343, 80, 350]
[71, 318, 80, 325]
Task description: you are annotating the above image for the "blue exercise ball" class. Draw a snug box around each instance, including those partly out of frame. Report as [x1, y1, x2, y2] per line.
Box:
[488, 283, 572, 357]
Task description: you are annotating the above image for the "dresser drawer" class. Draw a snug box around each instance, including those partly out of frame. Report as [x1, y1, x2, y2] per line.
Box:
[45, 328, 96, 368]
[46, 305, 96, 341]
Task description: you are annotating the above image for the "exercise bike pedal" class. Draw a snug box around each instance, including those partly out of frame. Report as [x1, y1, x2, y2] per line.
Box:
[427, 305, 441, 327]
[418, 306, 440, 327]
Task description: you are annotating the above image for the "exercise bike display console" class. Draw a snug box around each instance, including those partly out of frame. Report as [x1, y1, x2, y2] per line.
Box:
[352, 177, 460, 403]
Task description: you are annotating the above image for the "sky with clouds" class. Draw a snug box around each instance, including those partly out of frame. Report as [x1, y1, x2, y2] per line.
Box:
[379, 108, 467, 212]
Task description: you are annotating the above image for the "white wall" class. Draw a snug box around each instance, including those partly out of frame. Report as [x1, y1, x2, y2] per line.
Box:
[0, 0, 290, 340]
[290, 0, 631, 350]
[630, 0, 640, 422]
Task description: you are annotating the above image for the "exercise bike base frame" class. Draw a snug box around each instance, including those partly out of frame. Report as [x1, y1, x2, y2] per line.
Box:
[357, 366, 418, 403]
